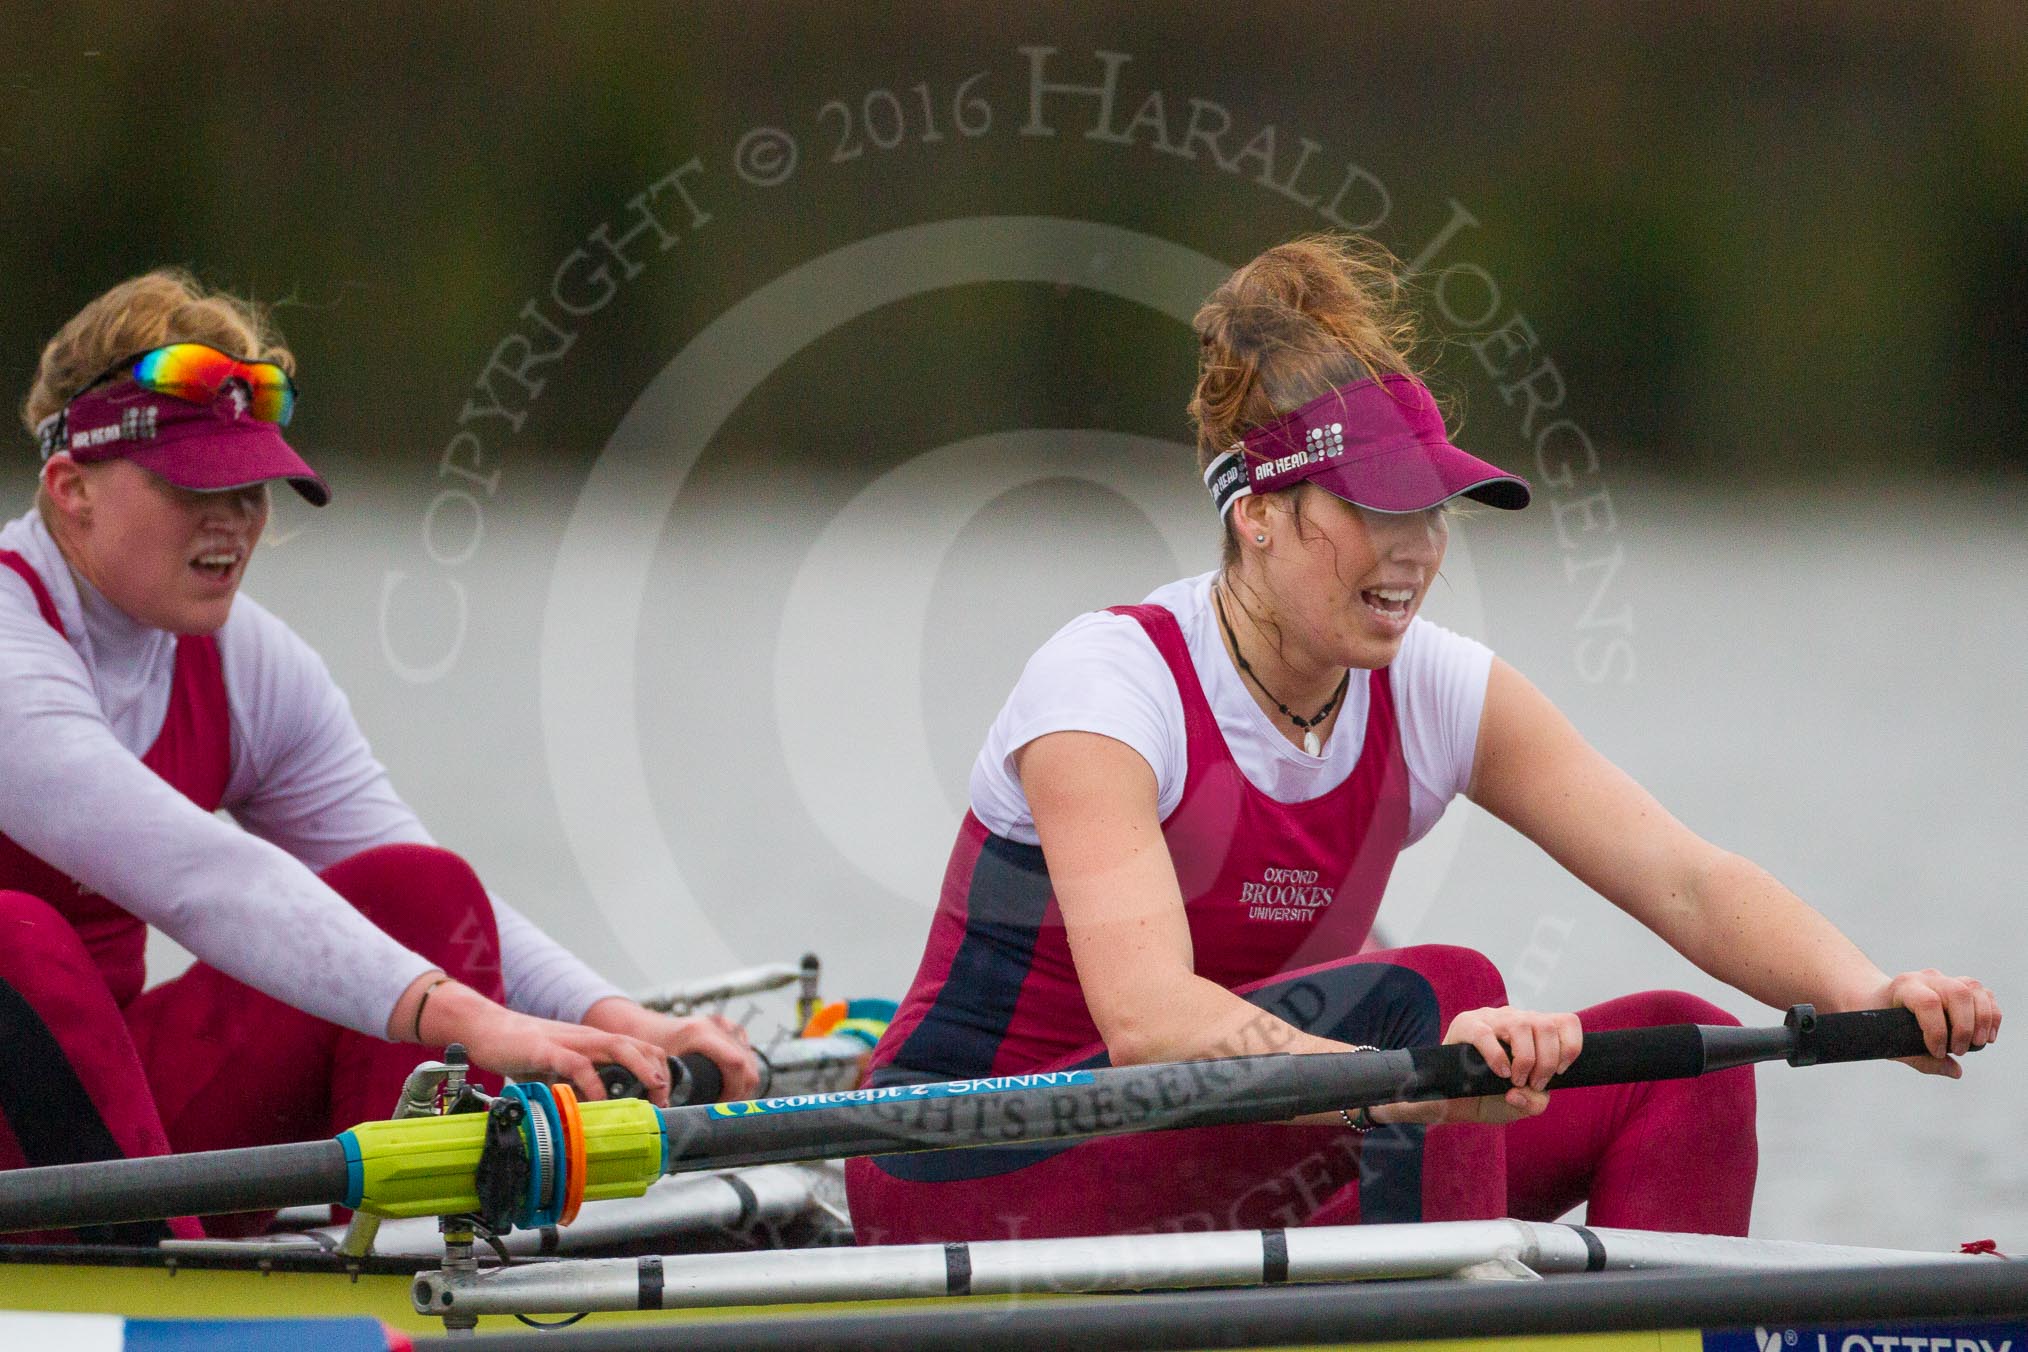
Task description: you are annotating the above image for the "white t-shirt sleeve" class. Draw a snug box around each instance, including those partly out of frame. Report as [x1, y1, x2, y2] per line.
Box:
[0, 594, 430, 1037]
[223, 601, 623, 1023]
[968, 611, 1187, 844]
[1393, 618, 1495, 844]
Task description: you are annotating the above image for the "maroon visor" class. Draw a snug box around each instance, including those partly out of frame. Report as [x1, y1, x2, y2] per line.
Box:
[1204, 372, 1528, 518]
[38, 381, 330, 507]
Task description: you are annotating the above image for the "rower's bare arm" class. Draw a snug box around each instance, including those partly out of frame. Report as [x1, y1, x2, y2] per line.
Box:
[1018, 731, 1545, 1125]
[1018, 731, 1329, 1068]
[1467, 658, 2000, 1071]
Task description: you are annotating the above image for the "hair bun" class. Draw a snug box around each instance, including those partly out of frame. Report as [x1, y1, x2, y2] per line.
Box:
[1187, 233, 1427, 567]
[1188, 233, 1420, 471]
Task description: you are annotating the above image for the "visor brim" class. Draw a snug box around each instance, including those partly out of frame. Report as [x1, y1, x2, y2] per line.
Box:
[1304, 440, 1531, 514]
[115, 423, 330, 507]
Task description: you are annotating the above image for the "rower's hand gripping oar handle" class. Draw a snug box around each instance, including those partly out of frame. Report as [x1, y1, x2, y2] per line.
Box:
[1776, 1004, 1966, 1067]
[598, 1052, 725, 1105]
[1406, 1004, 1945, 1101]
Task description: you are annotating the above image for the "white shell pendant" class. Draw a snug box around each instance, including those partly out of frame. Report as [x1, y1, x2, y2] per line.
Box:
[1303, 729, 1323, 757]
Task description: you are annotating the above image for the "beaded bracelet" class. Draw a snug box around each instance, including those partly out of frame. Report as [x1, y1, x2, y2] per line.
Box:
[1340, 1043, 1380, 1133]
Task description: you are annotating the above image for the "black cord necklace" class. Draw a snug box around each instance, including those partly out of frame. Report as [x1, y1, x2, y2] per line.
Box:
[1214, 585, 1350, 756]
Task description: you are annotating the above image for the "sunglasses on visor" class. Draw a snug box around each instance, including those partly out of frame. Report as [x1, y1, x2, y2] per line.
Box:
[86, 342, 298, 426]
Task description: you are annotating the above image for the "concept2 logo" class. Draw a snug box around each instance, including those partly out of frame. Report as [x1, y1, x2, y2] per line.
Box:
[705, 1070, 1097, 1118]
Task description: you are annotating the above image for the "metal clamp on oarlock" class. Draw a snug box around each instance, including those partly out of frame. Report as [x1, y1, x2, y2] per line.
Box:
[475, 1094, 533, 1235]
[440, 1042, 491, 1117]
[1785, 1003, 1821, 1067]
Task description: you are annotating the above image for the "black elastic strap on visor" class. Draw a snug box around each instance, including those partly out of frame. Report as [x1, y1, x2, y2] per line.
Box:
[34, 412, 65, 461]
[1203, 450, 1252, 519]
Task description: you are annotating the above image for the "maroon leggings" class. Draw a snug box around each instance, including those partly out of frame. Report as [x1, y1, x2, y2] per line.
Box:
[845, 945, 1757, 1243]
[0, 844, 505, 1242]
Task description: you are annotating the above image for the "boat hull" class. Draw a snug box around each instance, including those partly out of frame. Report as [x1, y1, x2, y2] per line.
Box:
[3, 1240, 2024, 1348]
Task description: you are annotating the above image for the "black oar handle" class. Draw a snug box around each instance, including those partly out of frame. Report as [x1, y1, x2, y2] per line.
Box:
[678, 1053, 726, 1104]
[1789, 1005, 1944, 1065]
[1406, 1021, 1707, 1100]
[598, 1053, 725, 1104]
[1400, 1006, 1937, 1102]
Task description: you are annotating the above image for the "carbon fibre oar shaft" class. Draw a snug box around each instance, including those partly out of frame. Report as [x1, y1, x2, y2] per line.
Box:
[0, 1138, 350, 1235]
[653, 1005, 1933, 1172]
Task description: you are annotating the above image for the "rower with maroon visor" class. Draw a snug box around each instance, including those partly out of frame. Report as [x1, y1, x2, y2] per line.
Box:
[0, 270, 759, 1244]
[845, 234, 2000, 1244]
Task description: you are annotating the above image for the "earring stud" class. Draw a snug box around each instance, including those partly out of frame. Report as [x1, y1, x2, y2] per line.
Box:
[1254, 533, 1267, 544]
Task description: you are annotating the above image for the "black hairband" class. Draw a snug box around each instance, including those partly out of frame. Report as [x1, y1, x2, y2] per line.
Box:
[1202, 449, 1253, 519]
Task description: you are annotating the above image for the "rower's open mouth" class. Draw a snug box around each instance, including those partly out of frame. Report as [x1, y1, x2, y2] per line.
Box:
[1360, 587, 1415, 619]
[191, 549, 244, 580]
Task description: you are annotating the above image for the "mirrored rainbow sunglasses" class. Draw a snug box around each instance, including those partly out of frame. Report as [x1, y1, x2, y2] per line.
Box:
[92, 342, 298, 426]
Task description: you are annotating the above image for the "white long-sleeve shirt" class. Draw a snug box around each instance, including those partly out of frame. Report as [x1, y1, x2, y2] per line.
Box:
[0, 510, 621, 1038]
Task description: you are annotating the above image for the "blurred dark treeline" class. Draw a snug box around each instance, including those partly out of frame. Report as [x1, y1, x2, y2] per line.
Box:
[1, 2, 2022, 488]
